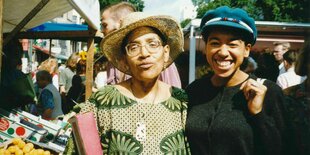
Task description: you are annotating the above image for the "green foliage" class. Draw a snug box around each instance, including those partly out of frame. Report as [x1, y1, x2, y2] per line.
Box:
[256, 0, 309, 22]
[194, 0, 309, 22]
[181, 18, 192, 28]
[98, 0, 144, 11]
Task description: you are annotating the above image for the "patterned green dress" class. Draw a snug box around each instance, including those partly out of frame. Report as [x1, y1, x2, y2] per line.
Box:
[80, 85, 190, 154]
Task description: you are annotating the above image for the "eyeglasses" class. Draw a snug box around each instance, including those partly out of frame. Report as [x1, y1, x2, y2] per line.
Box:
[125, 40, 162, 57]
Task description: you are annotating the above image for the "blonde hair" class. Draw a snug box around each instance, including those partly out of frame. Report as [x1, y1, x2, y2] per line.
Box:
[38, 58, 58, 75]
[273, 41, 291, 50]
[66, 52, 79, 67]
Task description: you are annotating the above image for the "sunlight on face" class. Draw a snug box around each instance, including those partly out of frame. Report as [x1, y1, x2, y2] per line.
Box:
[205, 28, 251, 78]
[124, 27, 170, 81]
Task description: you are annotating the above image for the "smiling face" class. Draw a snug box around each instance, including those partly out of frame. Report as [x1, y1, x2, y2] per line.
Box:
[124, 27, 170, 81]
[205, 28, 251, 79]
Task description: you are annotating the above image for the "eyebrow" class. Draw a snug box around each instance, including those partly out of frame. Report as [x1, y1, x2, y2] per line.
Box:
[128, 37, 161, 44]
[208, 37, 242, 42]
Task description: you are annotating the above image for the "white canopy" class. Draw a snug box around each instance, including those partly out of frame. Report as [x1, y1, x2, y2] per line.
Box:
[3, 0, 101, 33]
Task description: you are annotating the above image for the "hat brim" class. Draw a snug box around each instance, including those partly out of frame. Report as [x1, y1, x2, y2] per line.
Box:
[202, 21, 255, 44]
[101, 15, 184, 75]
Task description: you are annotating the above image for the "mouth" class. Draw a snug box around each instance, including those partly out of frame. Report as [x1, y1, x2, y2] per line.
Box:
[215, 60, 233, 70]
[138, 62, 154, 69]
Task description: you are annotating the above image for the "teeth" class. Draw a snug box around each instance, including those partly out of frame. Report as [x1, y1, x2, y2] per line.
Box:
[216, 60, 231, 67]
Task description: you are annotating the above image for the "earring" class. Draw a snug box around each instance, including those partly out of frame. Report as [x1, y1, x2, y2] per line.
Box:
[163, 63, 166, 70]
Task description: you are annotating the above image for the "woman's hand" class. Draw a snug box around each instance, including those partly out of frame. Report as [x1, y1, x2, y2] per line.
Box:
[240, 78, 267, 115]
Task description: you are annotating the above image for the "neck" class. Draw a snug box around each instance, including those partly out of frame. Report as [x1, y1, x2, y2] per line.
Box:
[212, 69, 249, 87]
[130, 78, 159, 103]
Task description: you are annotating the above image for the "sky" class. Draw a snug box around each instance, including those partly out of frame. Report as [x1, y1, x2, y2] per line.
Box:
[143, 0, 196, 22]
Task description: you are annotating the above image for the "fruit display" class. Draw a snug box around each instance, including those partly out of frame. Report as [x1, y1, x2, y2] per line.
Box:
[0, 138, 53, 155]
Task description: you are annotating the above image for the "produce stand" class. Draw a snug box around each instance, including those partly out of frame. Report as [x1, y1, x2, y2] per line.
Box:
[0, 0, 103, 154]
[0, 108, 73, 154]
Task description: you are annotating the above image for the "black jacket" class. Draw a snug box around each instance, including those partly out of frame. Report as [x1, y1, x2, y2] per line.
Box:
[185, 74, 286, 155]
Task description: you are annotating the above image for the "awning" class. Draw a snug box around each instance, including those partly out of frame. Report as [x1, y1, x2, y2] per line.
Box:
[27, 23, 88, 32]
[3, 0, 100, 33]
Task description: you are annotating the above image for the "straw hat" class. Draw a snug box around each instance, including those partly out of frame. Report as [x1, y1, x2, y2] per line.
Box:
[100, 12, 184, 75]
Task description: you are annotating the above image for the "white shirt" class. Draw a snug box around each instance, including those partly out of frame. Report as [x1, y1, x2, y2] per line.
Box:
[276, 67, 307, 89]
[278, 62, 286, 75]
[52, 74, 59, 90]
[95, 71, 107, 89]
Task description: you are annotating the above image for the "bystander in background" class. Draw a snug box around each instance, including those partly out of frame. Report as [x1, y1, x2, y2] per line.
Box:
[276, 50, 306, 89]
[36, 70, 63, 120]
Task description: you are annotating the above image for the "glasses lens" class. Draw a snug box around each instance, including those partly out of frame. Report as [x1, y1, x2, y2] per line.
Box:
[126, 40, 162, 56]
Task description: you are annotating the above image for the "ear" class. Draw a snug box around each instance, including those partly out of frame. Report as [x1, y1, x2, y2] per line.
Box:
[244, 43, 251, 57]
[163, 45, 170, 63]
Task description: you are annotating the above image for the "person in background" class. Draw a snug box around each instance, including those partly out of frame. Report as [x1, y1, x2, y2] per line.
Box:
[75, 59, 87, 84]
[276, 50, 307, 89]
[283, 38, 310, 155]
[38, 58, 59, 90]
[78, 12, 189, 154]
[36, 70, 63, 120]
[59, 52, 79, 111]
[63, 58, 86, 114]
[240, 56, 257, 74]
[93, 53, 108, 92]
[254, 50, 280, 82]
[185, 6, 286, 155]
[59, 52, 79, 96]
[0, 39, 36, 110]
[101, 2, 182, 88]
[273, 41, 291, 75]
[66, 75, 85, 113]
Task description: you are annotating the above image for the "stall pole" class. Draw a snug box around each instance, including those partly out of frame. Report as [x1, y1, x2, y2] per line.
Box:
[85, 35, 95, 100]
[189, 25, 196, 84]
[49, 39, 52, 57]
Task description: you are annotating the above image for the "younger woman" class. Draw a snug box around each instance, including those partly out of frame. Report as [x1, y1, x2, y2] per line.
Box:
[186, 6, 286, 155]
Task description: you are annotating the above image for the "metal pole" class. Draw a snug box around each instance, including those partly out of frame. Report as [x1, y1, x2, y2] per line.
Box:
[189, 25, 196, 84]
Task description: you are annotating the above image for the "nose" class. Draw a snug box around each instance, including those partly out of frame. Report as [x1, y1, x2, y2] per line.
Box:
[218, 44, 229, 56]
[140, 45, 150, 57]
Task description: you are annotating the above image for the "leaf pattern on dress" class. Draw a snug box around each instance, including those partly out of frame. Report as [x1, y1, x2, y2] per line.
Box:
[161, 87, 188, 112]
[92, 86, 136, 109]
[162, 87, 188, 112]
[160, 130, 187, 154]
[101, 130, 143, 154]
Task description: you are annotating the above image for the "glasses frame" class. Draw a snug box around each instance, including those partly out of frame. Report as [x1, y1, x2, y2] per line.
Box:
[125, 40, 163, 57]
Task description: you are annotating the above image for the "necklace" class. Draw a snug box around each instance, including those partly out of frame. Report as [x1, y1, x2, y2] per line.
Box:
[129, 80, 159, 142]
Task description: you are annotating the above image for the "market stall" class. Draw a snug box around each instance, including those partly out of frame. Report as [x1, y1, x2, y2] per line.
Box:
[0, 0, 103, 153]
[1, 0, 103, 100]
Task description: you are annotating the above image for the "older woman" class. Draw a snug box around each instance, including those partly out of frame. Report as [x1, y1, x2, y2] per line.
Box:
[79, 12, 189, 154]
